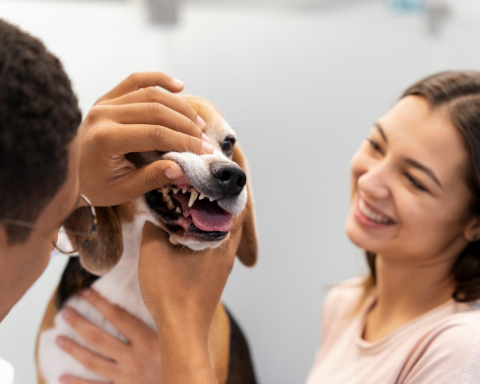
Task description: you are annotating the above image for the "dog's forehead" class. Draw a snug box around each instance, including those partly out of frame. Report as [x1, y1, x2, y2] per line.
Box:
[181, 95, 235, 141]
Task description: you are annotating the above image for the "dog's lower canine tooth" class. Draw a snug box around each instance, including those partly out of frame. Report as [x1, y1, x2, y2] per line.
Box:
[199, 193, 206, 200]
[175, 207, 181, 214]
[173, 189, 180, 194]
[167, 201, 175, 210]
[188, 190, 199, 208]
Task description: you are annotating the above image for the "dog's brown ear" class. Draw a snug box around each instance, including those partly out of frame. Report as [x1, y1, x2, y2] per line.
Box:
[77, 207, 123, 276]
[232, 145, 258, 267]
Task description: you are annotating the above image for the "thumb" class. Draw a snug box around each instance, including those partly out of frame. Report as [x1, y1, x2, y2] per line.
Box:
[117, 160, 184, 201]
[142, 221, 169, 245]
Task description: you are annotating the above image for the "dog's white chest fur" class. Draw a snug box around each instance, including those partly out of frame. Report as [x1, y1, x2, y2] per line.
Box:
[38, 214, 154, 383]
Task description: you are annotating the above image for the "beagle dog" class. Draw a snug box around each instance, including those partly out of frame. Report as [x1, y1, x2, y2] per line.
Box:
[35, 96, 258, 384]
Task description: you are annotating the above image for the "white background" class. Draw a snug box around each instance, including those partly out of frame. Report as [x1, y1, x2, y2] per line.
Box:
[1, 0, 480, 383]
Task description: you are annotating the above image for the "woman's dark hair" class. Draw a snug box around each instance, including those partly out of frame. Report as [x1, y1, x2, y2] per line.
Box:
[0, 19, 81, 244]
[364, 71, 480, 303]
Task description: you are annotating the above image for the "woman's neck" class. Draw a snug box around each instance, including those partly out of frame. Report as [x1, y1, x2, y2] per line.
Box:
[363, 254, 455, 342]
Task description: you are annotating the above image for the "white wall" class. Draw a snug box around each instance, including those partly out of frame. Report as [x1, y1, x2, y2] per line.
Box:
[1, 0, 480, 383]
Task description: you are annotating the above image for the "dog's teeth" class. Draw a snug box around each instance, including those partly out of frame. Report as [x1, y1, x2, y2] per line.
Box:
[173, 189, 179, 194]
[167, 201, 175, 210]
[182, 189, 187, 194]
[209, 197, 215, 202]
[188, 190, 199, 207]
[199, 193, 206, 200]
[161, 189, 169, 198]
[162, 194, 173, 204]
[175, 207, 182, 214]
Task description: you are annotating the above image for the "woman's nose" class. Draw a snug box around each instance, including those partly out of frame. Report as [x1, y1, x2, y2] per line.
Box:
[357, 165, 390, 200]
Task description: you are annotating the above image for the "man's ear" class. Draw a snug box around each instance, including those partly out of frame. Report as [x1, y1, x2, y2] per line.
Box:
[464, 216, 480, 243]
[232, 145, 258, 267]
[65, 207, 123, 276]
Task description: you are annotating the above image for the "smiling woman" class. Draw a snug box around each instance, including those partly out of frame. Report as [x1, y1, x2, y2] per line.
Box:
[306, 71, 480, 384]
[357, 72, 480, 303]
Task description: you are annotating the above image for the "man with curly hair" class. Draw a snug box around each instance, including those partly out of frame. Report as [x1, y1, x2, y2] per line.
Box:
[0, 19, 238, 383]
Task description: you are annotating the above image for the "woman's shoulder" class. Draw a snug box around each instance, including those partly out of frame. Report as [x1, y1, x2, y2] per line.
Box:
[403, 304, 480, 383]
[324, 276, 369, 309]
[321, 276, 371, 327]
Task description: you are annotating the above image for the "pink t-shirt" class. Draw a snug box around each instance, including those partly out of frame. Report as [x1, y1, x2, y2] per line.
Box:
[306, 277, 480, 384]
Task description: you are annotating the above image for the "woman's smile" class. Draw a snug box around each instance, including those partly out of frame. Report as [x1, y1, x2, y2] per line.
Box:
[354, 196, 396, 228]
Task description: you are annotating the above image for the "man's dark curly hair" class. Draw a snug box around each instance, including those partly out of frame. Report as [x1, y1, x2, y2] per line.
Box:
[0, 19, 81, 244]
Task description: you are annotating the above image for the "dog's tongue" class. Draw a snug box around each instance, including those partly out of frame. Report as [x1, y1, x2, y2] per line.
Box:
[172, 193, 233, 232]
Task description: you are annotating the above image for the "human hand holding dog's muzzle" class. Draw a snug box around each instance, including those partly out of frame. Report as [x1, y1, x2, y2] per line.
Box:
[78, 72, 215, 207]
[138, 219, 243, 383]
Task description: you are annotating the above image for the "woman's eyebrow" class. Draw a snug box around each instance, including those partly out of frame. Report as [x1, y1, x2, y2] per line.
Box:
[375, 122, 388, 143]
[403, 157, 443, 189]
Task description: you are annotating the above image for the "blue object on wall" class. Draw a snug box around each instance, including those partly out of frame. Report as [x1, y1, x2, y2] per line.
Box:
[385, 0, 425, 12]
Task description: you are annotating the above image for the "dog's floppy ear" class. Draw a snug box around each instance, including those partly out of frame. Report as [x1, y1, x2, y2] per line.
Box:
[75, 207, 123, 276]
[232, 145, 258, 267]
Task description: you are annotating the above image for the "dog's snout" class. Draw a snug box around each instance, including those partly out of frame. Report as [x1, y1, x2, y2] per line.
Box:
[211, 162, 246, 197]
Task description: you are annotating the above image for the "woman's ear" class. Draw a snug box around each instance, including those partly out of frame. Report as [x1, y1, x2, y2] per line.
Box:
[232, 145, 258, 267]
[464, 216, 480, 242]
[65, 206, 123, 275]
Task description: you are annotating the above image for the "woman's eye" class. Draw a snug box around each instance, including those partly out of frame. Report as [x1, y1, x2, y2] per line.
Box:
[366, 138, 382, 154]
[221, 137, 235, 153]
[406, 174, 427, 192]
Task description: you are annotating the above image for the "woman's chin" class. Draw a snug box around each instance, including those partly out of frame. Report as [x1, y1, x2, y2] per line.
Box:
[345, 211, 381, 251]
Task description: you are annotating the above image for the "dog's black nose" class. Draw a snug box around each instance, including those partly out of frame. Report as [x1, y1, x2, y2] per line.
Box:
[211, 162, 247, 197]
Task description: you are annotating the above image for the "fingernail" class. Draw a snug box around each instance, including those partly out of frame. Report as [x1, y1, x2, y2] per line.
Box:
[172, 78, 184, 87]
[201, 133, 211, 143]
[62, 308, 71, 321]
[202, 141, 214, 154]
[81, 288, 92, 298]
[164, 164, 184, 179]
[60, 377, 70, 384]
[56, 336, 65, 348]
[197, 115, 206, 128]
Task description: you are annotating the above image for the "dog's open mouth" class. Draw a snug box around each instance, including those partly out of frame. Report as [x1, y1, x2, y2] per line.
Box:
[145, 178, 233, 242]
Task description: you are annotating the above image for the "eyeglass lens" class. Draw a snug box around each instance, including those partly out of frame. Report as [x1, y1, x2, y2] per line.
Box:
[54, 205, 94, 254]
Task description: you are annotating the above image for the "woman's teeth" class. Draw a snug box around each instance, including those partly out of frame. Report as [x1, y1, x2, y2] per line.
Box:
[358, 198, 392, 224]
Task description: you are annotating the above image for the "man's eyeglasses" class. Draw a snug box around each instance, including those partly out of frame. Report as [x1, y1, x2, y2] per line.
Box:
[0, 194, 97, 255]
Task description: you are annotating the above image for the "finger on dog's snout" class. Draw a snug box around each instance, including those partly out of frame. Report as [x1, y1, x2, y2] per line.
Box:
[95, 72, 184, 103]
[60, 307, 128, 362]
[113, 160, 185, 202]
[109, 124, 213, 155]
[80, 288, 157, 343]
[97, 87, 203, 128]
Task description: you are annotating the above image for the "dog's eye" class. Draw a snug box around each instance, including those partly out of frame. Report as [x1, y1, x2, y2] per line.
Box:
[221, 137, 236, 154]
